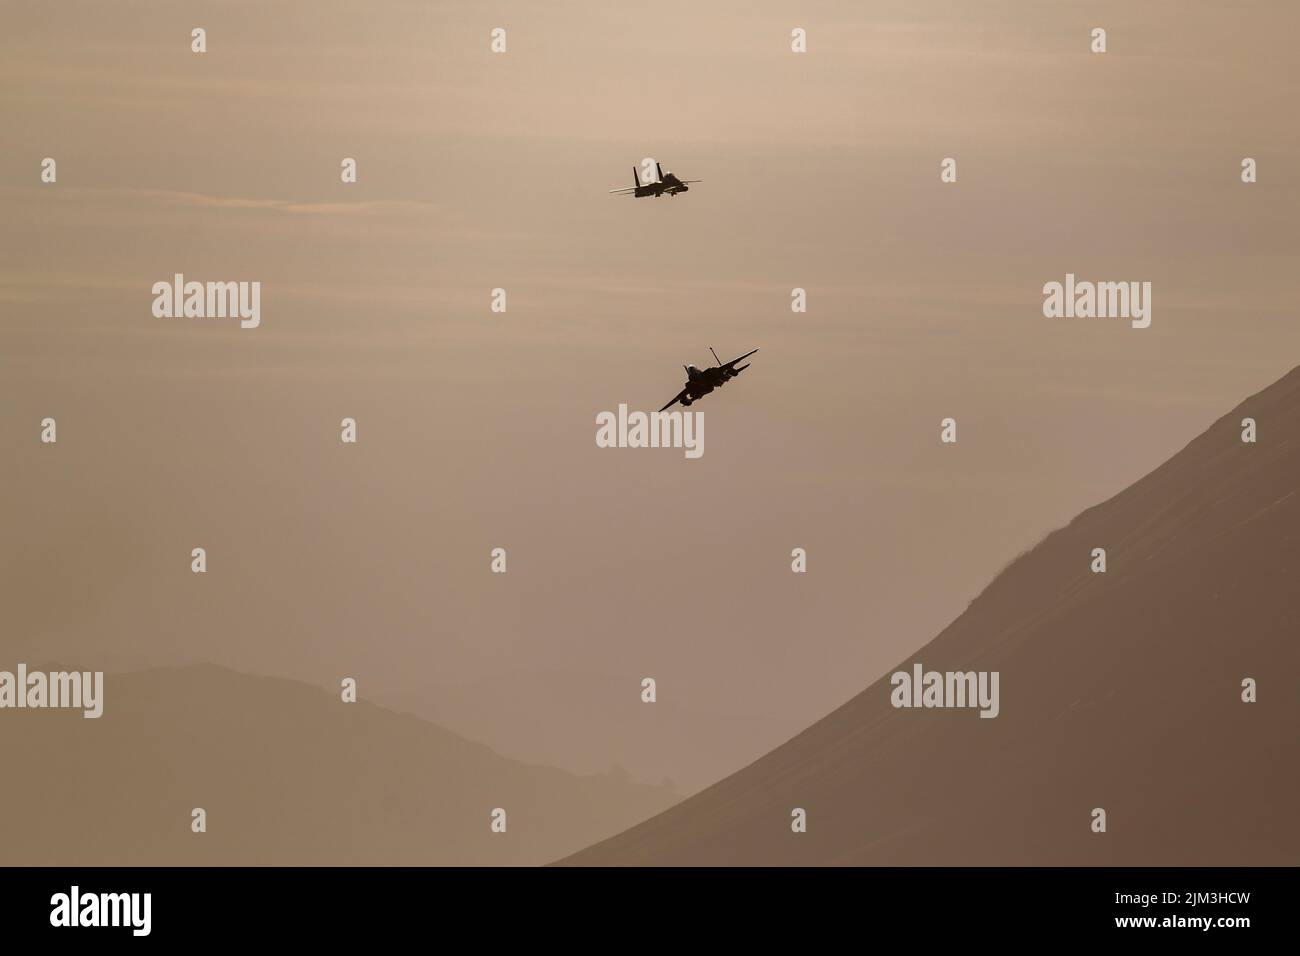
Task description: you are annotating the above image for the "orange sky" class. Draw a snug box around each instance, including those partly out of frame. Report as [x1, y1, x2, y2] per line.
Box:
[3, 0, 1298, 791]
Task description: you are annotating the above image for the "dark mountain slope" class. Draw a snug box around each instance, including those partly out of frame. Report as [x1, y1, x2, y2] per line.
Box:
[562, 367, 1300, 865]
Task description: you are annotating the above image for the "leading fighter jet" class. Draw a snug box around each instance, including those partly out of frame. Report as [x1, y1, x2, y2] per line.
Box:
[609, 162, 702, 199]
[659, 347, 760, 410]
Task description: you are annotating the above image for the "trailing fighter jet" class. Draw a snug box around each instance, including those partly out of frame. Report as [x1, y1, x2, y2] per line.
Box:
[659, 347, 760, 410]
[609, 161, 702, 199]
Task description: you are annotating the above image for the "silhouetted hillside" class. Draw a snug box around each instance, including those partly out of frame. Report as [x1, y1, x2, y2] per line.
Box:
[562, 367, 1300, 865]
[0, 664, 677, 865]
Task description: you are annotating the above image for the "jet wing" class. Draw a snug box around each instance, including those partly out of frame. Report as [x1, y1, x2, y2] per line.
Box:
[608, 187, 637, 194]
[720, 347, 759, 369]
[658, 388, 689, 412]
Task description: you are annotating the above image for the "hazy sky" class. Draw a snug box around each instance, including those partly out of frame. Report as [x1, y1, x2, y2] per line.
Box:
[3, 0, 1298, 791]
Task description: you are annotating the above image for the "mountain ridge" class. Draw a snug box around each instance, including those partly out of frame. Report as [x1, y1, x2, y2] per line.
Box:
[0, 662, 679, 865]
[559, 365, 1300, 865]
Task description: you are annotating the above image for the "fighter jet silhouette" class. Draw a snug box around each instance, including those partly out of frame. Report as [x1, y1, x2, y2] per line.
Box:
[659, 348, 760, 410]
[609, 161, 702, 199]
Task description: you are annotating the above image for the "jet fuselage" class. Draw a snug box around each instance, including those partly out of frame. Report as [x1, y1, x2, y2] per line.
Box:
[634, 175, 690, 198]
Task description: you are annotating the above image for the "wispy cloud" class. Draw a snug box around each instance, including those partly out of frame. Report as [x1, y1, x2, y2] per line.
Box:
[0, 186, 435, 217]
[120, 189, 436, 216]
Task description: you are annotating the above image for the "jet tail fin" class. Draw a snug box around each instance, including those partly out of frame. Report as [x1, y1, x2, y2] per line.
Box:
[656, 161, 665, 183]
[632, 166, 639, 189]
